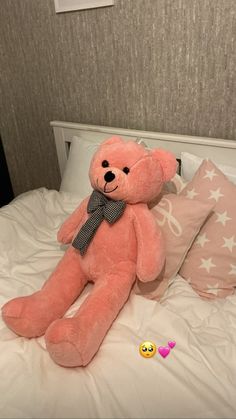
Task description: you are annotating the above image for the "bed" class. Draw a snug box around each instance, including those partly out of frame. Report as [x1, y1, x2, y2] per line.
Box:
[1, 121, 236, 419]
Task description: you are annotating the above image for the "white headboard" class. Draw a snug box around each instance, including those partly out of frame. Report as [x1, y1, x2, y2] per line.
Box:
[50, 120, 236, 178]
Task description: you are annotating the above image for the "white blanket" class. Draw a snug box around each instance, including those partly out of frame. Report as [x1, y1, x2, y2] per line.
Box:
[0, 188, 236, 419]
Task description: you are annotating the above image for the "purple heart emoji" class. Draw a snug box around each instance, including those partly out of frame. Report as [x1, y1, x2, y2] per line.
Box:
[168, 340, 176, 349]
[158, 346, 170, 358]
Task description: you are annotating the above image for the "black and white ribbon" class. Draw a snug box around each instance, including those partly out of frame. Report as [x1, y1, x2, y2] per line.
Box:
[72, 190, 126, 255]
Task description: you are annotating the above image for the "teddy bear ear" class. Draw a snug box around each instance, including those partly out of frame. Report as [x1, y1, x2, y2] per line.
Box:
[151, 149, 177, 182]
[101, 136, 124, 146]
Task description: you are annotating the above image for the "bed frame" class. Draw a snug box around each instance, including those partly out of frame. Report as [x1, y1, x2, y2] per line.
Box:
[50, 120, 236, 178]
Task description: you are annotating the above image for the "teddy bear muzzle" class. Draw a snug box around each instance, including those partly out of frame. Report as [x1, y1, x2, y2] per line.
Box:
[103, 170, 118, 193]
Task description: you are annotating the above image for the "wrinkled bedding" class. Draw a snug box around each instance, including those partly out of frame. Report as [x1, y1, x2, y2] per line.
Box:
[0, 188, 236, 419]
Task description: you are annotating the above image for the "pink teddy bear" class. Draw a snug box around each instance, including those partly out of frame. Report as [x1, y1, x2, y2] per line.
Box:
[2, 137, 176, 367]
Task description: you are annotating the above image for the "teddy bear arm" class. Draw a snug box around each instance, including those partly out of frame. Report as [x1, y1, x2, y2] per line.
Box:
[133, 205, 165, 282]
[57, 197, 89, 244]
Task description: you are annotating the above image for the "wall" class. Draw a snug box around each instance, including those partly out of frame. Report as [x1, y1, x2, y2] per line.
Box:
[0, 0, 235, 196]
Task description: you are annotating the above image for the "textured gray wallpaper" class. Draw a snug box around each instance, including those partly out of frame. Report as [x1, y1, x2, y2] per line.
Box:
[0, 0, 236, 196]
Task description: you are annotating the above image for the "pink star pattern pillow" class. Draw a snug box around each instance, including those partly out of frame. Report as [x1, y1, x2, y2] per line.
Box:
[133, 193, 214, 300]
[179, 159, 236, 299]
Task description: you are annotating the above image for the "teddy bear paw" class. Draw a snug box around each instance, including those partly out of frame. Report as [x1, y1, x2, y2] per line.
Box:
[2, 296, 37, 337]
[47, 340, 83, 368]
[2, 292, 57, 338]
[45, 318, 87, 367]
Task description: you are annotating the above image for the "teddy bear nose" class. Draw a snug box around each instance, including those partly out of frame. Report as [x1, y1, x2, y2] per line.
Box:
[104, 171, 115, 183]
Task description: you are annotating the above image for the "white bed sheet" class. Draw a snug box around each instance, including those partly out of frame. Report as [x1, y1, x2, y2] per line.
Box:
[0, 188, 236, 419]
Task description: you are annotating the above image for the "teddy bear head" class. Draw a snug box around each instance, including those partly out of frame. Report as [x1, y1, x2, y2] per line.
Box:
[89, 136, 177, 204]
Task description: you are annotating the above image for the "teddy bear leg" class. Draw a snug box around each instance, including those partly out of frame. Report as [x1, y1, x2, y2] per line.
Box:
[2, 247, 87, 338]
[45, 265, 136, 367]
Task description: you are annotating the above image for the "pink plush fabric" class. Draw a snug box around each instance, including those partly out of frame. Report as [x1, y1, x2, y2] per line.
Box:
[134, 193, 214, 299]
[2, 137, 176, 367]
[179, 159, 236, 299]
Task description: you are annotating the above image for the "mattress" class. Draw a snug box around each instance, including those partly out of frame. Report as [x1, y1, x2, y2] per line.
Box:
[0, 188, 236, 419]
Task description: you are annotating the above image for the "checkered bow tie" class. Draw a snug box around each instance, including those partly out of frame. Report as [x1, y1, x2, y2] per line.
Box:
[72, 190, 126, 255]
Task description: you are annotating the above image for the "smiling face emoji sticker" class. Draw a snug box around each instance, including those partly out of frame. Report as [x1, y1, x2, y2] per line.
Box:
[139, 341, 156, 358]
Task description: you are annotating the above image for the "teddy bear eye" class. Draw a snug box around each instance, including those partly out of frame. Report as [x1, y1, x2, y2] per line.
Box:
[102, 160, 109, 168]
[123, 167, 130, 174]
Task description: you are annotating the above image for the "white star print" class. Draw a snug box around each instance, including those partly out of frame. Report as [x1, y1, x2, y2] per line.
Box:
[199, 258, 216, 273]
[186, 188, 199, 199]
[229, 264, 236, 275]
[222, 236, 236, 253]
[195, 233, 210, 247]
[206, 283, 220, 296]
[208, 187, 224, 202]
[215, 211, 231, 226]
[203, 169, 218, 181]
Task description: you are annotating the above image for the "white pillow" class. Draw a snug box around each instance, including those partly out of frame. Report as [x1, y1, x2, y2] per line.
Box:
[60, 136, 100, 197]
[181, 152, 236, 184]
